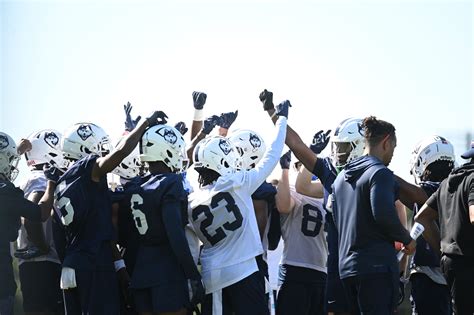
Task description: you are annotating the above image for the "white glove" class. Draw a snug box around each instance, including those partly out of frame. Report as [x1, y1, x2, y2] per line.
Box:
[60, 267, 77, 289]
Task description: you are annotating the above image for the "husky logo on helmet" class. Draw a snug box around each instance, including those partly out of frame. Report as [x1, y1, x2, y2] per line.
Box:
[0, 135, 8, 150]
[249, 133, 262, 149]
[77, 124, 93, 141]
[155, 127, 178, 145]
[219, 139, 232, 155]
[44, 132, 59, 148]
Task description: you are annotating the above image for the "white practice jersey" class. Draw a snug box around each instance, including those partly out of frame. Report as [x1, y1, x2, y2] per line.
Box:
[188, 116, 287, 293]
[17, 170, 60, 265]
[280, 189, 328, 273]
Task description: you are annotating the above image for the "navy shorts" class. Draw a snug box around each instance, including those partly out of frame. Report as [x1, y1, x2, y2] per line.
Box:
[342, 272, 398, 315]
[202, 271, 269, 315]
[276, 265, 327, 315]
[410, 273, 451, 315]
[19, 261, 63, 313]
[133, 282, 188, 313]
[326, 271, 351, 312]
[63, 269, 119, 315]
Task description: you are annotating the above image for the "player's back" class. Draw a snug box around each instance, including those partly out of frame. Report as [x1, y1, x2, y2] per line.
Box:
[188, 171, 264, 292]
[53, 155, 114, 270]
[281, 189, 327, 273]
[125, 172, 189, 288]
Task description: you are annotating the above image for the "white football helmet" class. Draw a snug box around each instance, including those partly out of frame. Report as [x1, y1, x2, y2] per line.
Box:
[193, 136, 240, 176]
[0, 132, 20, 181]
[140, 124, 187, 173]
[62, 123, 112, 161]
[112, 137, 141, 179]
[330, 118, 365, 168]
[228, 129, 266, 170]
[25, 129, 69, 170]
[409, 135, 455, 184]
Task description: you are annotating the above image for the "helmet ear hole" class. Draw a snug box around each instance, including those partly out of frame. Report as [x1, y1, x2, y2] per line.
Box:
[167, 150, 173, 158]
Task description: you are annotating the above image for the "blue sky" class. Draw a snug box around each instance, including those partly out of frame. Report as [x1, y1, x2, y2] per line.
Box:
[1, 0, 472, 183]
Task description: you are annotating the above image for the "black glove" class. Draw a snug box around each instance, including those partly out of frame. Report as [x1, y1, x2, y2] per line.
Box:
[309, 130, 331, 154]
[219, 110, 238, 129]
[192, 91, 207, 110]
[202, 115, 222, 134]
[123, 102, 142, 132]
[43, 164, 63, 183]
[146, 111, 168, 127]
[174, 121, 188, 135]
[259, 89, 274, 111]
[275, 100, 291, 119]
[280, 150, 292, 169]
[187, 278, 205, 311]
[14, 245, 48, 260]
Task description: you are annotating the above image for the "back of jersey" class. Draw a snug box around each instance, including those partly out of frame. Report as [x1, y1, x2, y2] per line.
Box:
[53, 155, 114, 269]
[280, 189, 328, 273]
[188, 172, 263, 292]
[126, 173, 189, 288]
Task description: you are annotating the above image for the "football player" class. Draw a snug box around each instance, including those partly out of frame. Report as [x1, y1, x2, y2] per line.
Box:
[395, 136, 455, 315]
[275, 151, 328, 315]
[124, 123, 203, 315]
[16, 129, 67, 315]
[0, 132, 57, 315]
[260, 88, 362, 315]
[52, 111, 166, 314]
[187, 100, 289, 315]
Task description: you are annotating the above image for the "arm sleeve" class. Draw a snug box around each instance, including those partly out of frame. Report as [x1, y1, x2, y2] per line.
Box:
[244, 116, 287, 193]
[6, 187, 42, 221]
[370, 169, 412, 245]
[162, 200, 201, 279]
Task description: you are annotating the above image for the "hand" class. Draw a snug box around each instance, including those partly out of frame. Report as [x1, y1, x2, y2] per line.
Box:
[280, 150, 291, 169]
[123, 102, 142, 132]
[43, 164, 63, 183]
[259, 89, 274, 111]
[275, 100, 291, 119]
[17, 139, 32, 155]
[202, 115, 222, 134]
[174, 121, 188, 135]
[14, 245, 49, 260]
[219, 110, 238, 129]
[146, 111, 168, 127]
[187, 278, 205, 311]
[117, 268, 132, 309]
[402, 239, 416, 255]
[192, 91, 207, 109]
[309, 130, 331, 154]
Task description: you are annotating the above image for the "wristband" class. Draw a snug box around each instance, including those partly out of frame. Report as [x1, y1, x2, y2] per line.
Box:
[193, 109, 205, 121]
[270, 111, 278, 120]
[114, 259, 126, 272]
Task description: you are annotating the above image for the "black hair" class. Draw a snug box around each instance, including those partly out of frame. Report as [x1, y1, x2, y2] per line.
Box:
[421, 160, 454, 182]
[362, 116, 396, 147]
[196, 167, 221, 187]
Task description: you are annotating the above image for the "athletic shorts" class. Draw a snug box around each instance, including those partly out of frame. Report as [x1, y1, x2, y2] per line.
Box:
[63, 269, 119, 315]
[133, 282, 188, 313]
[201, 271, 269, 315]
[19, 261, 62, 313]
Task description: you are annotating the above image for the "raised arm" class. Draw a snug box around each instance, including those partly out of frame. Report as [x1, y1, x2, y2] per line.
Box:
[186, 115, 222, 165]
[92, 111, 167, 181]
[275, 151, 295, 214]
[190, 91, 207, 140]
[295, 166, 324, 199]
[259, 89, 319, 173]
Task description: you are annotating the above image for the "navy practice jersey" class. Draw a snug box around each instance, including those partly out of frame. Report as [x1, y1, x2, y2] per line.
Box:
[53, 155, 115, 270]
[0, 179, 41, 298]
[123, 173, 190, 288]
[311, 157, 339, 273]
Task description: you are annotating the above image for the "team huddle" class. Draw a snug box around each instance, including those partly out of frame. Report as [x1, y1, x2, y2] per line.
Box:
[0, 90, 473, 315]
